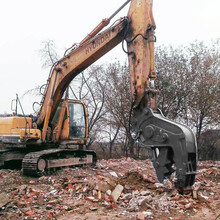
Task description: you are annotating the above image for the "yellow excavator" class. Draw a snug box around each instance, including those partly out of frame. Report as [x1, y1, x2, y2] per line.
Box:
[0, 0, 197, 188]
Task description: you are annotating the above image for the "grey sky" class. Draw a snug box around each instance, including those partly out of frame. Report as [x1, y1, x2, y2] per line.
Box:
[0, 0, 220, 114]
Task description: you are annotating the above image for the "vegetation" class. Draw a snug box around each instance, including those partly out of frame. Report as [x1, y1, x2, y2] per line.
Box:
[33, 40, 220, 160]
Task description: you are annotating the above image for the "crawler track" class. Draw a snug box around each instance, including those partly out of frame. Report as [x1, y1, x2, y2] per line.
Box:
[22, 149, 96, 176]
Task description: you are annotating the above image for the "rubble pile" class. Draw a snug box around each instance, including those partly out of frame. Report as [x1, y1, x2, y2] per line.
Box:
[0, 158, 219, 220]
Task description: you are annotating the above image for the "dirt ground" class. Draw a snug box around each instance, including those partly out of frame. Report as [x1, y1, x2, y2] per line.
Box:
[0, 158, 219, 220]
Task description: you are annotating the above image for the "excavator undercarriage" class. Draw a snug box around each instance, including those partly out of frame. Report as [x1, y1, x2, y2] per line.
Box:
[0, 141, 96, 176]
[22, 149, 96, 176]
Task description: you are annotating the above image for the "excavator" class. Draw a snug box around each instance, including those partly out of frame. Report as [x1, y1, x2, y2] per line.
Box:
[0, 0, 197, 188]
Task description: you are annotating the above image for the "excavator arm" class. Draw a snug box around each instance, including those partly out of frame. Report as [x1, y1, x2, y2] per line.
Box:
[35, 0, 197, 188]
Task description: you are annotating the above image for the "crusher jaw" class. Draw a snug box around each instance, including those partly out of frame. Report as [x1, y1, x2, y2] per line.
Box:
[131, 107, 197, 188]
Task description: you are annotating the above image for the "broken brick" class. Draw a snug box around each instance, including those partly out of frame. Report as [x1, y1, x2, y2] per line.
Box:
[106, 203, 118, 209]
[85, 196, 95, 202]
[47, 210, 53, 219]
[185, 203, 192, 209]
[24, 210, 35, 216]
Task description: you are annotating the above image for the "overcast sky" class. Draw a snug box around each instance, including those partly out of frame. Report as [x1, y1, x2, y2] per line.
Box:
[0, 0, 220, 114]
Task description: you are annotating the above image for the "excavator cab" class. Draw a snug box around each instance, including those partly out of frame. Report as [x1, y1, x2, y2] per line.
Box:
[52, 100, 88, 144]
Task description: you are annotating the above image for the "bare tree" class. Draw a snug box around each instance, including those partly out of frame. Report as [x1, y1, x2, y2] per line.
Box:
[103, 61, 135, 156]
[69, 65, 108, 149]
[185, 41, 220, 142]
[155, 45, 195, 120]
[39, 40, 60, 69]
[199, 129, 220, 160]
[155, 41, 220, 146]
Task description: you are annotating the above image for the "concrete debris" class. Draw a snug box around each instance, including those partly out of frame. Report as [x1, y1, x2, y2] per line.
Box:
[111, 184, 124, 202]
[138, 211, 153, 220]
[193, 182, 201, 191]
[193, 190, 198, 199]
[154, 183, 164, 188]
[139, 196, 153, 211]
[140, 190, 151, 196]
[97, 181, 111, 192]
[0, 159, 219, 219]
[185, 203, 192, 209]
[106, 189, 111, 196]
[137, 211, 147, 220]
[121, 193, 132, 200]
[109, 171, 118, 177]
[0, 192, 10, 208]
[85, 196, 95, 202]
[127, 197, 139, 212]
[199, 193, 209, 200]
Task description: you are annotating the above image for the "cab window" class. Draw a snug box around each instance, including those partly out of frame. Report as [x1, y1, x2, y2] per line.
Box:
[68, 102, 86, 138]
